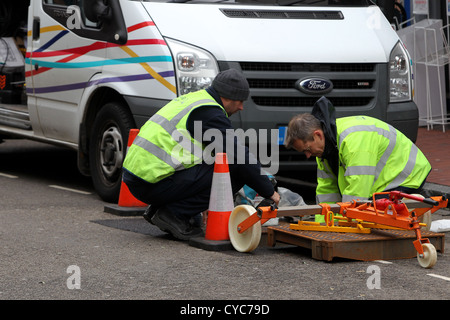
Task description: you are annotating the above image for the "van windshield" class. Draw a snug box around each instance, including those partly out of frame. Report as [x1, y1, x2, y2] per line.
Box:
[139, 0, 373, 6]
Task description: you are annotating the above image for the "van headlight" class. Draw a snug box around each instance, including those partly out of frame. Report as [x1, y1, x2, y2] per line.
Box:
[389, 41, 413, 102]
[165, 38, 219, 95]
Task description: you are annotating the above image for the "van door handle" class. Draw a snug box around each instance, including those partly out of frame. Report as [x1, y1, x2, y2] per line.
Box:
[32, 18, 40, 41]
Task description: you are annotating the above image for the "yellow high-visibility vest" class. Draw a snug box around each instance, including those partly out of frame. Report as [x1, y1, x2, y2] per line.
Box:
[123, 90, 226, 183]
[316, 115, 430, 204]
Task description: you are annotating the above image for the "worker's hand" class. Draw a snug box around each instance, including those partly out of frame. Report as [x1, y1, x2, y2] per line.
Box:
[270, 191, 281, 206]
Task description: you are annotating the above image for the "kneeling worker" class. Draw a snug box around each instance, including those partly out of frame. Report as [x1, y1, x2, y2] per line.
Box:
[122, 69, 280, 240]
[284, 97, 431, 222]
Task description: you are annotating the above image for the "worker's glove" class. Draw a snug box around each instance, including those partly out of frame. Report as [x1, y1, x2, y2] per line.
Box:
[256, 198, 278, 210]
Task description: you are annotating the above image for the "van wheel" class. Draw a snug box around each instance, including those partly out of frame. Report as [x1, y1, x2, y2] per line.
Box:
[89, 101, 134, 202]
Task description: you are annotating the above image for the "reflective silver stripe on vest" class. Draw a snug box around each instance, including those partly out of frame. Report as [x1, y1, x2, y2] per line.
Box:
[316, 193, 342, 203]
[146, 98, 217, 163]
[133, 135, 183, 171]
[150, 113, 204, 162]
[174, 99, 217, 123]
[338, 122, 419, 192]
[317, 168, 334, 179]
[339, 124, 388, 145]
[149, 99, 216, 132]
[374, 124, 397, 181]
[384, 143, 419, 190]
[342, 194, 368, 202]
[344, 165, 376, 176]
[150, 114, 178, 137]
[317, 159, 337, 180]
[339, 123, 396, 182]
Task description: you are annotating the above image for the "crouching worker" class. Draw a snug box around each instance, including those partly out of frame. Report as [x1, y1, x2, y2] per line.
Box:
[284, 96, 431, 223]
[122, 69, 280, 240]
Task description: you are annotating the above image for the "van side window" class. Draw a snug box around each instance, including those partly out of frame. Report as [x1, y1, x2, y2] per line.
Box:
[43, 0, 101, 29]
[41, 0, 127, 44]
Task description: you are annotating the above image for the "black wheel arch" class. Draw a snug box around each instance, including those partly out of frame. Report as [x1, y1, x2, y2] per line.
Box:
[77, 87, 135, 177]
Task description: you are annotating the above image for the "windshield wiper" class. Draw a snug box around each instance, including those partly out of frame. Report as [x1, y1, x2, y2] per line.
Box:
[277, 0, 322, 6]
[168, 0, 230, 3]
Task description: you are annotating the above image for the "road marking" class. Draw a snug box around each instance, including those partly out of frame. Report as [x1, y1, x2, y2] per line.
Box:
[49, 185, 91, 195]
[427, 274, 450, 282]
[0, 172, 18, 179]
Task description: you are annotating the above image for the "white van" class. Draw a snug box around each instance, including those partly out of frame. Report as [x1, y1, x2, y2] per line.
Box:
[0, 0, 416, 202]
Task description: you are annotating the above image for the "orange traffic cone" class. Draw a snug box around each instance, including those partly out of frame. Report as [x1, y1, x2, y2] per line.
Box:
[204, 153, 234, 241]
[104, 129, 147, 216]
[118, 129, 147, 207]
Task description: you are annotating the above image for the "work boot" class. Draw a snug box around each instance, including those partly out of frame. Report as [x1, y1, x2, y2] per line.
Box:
[143, 205, 157, 225]
[151, 207, 204, 241]
[190, 213, 203, 228]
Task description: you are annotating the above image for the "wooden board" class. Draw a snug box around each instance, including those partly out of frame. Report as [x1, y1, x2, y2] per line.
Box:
[266, 223, 445, 262]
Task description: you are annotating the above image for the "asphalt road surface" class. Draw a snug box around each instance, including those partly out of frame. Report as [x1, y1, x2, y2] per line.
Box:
[1, 139, 449, 311]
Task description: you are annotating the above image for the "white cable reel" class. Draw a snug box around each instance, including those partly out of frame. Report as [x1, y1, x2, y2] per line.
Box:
[228, 205, 261, 252]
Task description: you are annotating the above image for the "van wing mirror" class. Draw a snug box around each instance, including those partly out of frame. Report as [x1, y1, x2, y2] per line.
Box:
[43, 0, 128, 45]
[83, 0, 111, 23]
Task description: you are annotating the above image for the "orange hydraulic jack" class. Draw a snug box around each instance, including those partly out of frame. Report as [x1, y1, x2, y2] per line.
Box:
[229, 191, 447, 268]
[337, 191, 447, 267]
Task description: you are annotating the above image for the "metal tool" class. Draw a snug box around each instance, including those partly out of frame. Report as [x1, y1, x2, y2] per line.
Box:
[228, 191, 448, 268]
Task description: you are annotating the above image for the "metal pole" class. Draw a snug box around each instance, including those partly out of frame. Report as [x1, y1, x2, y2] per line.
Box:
[428, 0, 442, 19]
[428, 0, 450, 116]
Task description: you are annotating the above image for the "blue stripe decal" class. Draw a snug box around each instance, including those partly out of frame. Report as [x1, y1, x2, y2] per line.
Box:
[27, 71, 175, 94]
[25, 56, 173, 69]
[35, 30, 70, 52]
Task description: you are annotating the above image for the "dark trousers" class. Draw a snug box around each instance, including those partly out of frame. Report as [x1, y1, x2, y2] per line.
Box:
[123, 163, 245, 217]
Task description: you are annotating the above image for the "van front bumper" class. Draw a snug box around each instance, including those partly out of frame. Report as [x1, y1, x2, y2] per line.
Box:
[386, 100, 419, 143]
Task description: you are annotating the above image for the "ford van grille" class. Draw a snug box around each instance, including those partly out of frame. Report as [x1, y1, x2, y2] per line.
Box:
[240, 62, 377, 108]
[218, 61, 382, 171]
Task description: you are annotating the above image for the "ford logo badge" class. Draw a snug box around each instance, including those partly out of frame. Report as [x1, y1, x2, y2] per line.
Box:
[295, 78, 333, 95]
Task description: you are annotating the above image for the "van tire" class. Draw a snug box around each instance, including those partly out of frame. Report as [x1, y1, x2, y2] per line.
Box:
[89, 101, 134, 203]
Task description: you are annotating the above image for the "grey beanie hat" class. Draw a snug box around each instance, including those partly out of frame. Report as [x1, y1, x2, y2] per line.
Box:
[212, 69, 250, 101]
